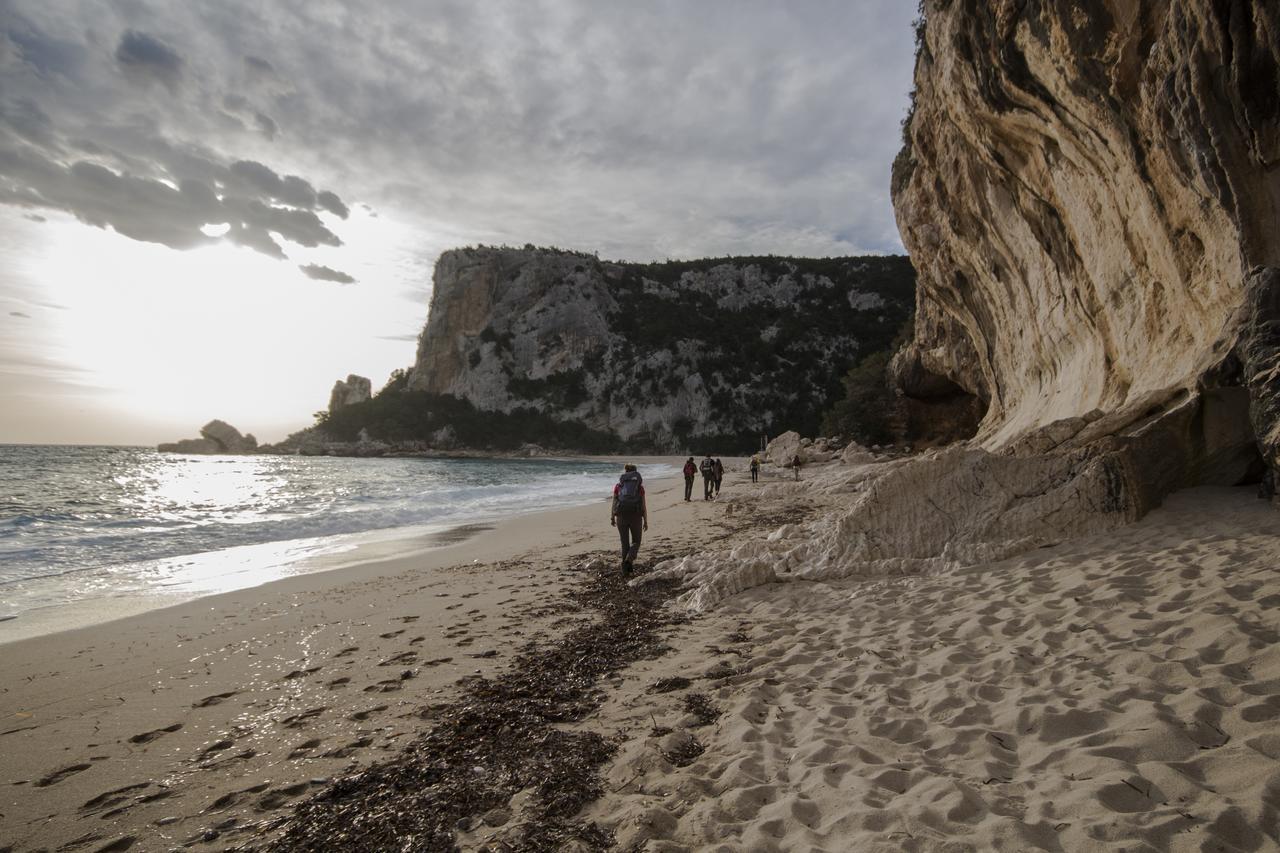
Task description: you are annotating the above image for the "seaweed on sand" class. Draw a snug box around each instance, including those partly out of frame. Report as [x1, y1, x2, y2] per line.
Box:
[247, 552, 686, 853]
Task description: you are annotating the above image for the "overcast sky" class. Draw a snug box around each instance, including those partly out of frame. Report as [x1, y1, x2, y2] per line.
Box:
[0, 0, 918, 444]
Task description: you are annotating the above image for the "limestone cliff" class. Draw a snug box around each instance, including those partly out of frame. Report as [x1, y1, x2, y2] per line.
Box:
[407, 246, 914, 448]
[892, 0, 1279, 486]
[328, 374, 371, 415]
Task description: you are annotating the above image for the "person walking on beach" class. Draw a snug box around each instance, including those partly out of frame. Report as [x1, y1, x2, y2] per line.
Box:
[682, 457, 697, 501]
[791, 453, 802, 481]
[750, 453, 760, 483]
[610, 464, 648, 573]
[700, 454, 716, 500]
[713, 458, 724, 497]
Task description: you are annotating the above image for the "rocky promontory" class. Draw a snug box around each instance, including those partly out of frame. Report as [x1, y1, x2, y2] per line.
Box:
[404, 247, 915, 449]
[158, 420, 258, 455]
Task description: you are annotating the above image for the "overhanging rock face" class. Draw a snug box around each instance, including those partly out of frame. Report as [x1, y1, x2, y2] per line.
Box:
[642, 1, 1279, 613]
[891, 0, 1279, 484]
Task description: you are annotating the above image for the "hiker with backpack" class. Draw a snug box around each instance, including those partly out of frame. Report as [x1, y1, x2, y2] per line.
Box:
[749, 454, 760, 483]
[610, 463, 648, 572]
[682, 457, 697, 501]
[713, 458, 724, 497]
[699, 454, 716, 500]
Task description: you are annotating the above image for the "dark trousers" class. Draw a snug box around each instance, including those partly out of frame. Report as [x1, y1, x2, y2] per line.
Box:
[684, 476, 694, 500]
[616, 513, 642, 562]
[750, 467, 758, 482]
[703, 476, 714, 499]
[714, 476, 722, 495]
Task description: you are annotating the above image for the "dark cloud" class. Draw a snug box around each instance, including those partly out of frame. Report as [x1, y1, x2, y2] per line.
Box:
[299, 263, 355, 284]
[115, 30, 183, 92]
[23, 212, 45, 222]
[1, 0, 918, 276]
[317, 190, 348, 219]
[244, 55, 274, 75]
[0, 135, 345, 256]
[3, 13, 87, 80]
[253, 111, 277, 138]
[9, 311, 31, 318]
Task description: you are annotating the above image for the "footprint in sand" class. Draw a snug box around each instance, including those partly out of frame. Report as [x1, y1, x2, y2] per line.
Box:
[287, 739, 324, 759]
[363, 680, 403, 693]
[378, 651, 417, 666]
[282, 666, 322, 680]
[323, 737, 373, 758]
[279, 707, 326, 728]
[199, 739, 235, 758]
[128, 722, 182, 744]
[348, 705, 387, 722]
[379, 629, 405, 639]
[192, 691, 238, 708]
[92, 836, 137, 852]
[205, 782, 270, 812]
[333, 646, 360, 658]
[326, 677, 351, 689]
[80, 782, 151, 813]
[257, 781, 311, 810]
[35, 762, 93, 787]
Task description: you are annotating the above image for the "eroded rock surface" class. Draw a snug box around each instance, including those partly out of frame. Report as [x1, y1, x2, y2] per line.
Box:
[328, 374, 371, 416]
[407, 246, 915, 448]
[892, 0, 1280, 468]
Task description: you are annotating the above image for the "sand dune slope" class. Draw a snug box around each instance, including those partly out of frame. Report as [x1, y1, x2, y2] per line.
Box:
[585, 487, 1280, 852]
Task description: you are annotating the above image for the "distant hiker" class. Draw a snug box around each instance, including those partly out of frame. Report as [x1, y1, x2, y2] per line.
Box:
[682, 457, 697, 501]
[750, 454, 760, 483]
[699, 454, 716, 500]
[610, 463, 648, 573]
[713, 458, 724, 496]
[791, 454, 802, 481]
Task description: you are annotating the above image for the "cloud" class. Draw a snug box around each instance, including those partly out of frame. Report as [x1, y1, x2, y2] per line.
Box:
[253, 111, 277, 138]
[299, 263, 355, 284]
[244, 55, 274, 75]
[0, 97, 349, 258]
[9, 311, 30, 318]
[115, 30, 183, 92]
[1, 0, 919, 276]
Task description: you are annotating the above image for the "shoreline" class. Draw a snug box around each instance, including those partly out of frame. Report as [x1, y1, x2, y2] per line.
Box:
[0, 457, 739, 852]
[2, 453, 1276, 851]
[0, 455, 686, 646]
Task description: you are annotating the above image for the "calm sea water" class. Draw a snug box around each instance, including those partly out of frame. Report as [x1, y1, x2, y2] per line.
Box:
[0, 446, 668, 623]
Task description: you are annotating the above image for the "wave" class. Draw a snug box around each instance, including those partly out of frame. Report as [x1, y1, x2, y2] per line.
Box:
[0, 451, 673, 604]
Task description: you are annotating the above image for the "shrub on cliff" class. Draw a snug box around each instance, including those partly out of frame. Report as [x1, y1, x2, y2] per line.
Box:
[315, 389, 620, 452]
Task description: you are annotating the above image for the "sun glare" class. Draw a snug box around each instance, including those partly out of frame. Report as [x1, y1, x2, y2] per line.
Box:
[24, 208, 427, 442]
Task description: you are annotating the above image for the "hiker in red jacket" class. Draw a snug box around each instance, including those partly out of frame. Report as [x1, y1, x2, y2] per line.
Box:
[681, 457, 697, 501]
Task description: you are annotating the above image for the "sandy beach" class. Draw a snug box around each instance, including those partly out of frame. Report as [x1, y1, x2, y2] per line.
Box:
[0, 458, 707, 851]
[3, 457, 1278, 852]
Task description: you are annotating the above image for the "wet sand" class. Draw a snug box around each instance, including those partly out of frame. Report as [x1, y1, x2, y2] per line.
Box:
[9, 456, 1274, 852]
[0, 460, 707, 851]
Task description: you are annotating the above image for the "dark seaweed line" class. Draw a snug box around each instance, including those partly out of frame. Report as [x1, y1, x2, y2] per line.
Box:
[230, 547, 689, 853]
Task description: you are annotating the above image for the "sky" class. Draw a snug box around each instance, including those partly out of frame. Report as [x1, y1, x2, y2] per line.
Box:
[0, 0, 919, 445]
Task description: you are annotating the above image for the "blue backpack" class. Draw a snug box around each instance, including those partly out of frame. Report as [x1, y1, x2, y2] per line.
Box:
[616, 471, 643, 512]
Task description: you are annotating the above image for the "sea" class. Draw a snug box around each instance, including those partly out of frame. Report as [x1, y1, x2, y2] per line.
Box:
[0, 445, 669, 635]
